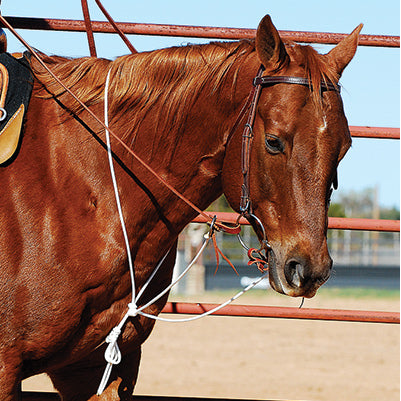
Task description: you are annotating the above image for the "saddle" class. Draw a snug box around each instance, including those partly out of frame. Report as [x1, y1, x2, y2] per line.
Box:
[0, 28, 34, 164]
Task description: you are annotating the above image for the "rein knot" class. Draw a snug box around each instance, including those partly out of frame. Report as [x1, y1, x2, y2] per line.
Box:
[247, 247, 269, 273]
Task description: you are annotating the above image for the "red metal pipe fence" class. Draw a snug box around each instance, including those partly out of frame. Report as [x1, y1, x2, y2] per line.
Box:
[21, 392, 269, 401]
[193, 212, 400, 232]
[3, 16, 400, 47]
[162, 302, 400, 324]
[349, 126, 400, 139]
[3, 13, 398, 314]
[6, 12, 400, 400]
[5, 13, 399, 322]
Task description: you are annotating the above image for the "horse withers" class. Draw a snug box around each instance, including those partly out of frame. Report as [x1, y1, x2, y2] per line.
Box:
[0, 15, 361, 400]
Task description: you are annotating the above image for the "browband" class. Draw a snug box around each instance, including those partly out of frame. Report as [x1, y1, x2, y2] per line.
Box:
[253, 75, 340, 93]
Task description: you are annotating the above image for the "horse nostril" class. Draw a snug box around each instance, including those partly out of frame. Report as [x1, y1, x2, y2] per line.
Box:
[284, 259, 305, 288]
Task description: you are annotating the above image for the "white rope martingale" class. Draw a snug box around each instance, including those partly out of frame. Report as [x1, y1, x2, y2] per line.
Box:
[97, 231, 268, 394]
[97, 68, 269, 396]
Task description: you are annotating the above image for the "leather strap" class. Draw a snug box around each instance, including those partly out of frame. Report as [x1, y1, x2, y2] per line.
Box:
[253, 75, 341, 93]
[239, 66, 264, 214]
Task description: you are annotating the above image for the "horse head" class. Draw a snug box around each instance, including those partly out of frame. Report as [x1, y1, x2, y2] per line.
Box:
[222, 15, 362, 298]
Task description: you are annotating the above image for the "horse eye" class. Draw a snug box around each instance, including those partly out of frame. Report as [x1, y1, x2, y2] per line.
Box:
[265, 134, 284, 154]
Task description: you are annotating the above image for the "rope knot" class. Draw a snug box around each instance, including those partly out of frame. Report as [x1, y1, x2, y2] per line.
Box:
[105, 326, 121, 344]
[127, 302, 139, 317]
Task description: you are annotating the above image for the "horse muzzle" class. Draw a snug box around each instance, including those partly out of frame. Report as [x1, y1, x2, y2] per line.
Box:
[239, 213, 332, 298]
[267, 248, 332, 298]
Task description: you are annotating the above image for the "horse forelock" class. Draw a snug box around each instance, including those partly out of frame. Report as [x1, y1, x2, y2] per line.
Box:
[285, 42, 339, 110]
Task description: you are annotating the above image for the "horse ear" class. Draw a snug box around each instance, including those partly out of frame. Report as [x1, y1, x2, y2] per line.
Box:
[256, 15, 289, 72]
[325, 24, 363, 76]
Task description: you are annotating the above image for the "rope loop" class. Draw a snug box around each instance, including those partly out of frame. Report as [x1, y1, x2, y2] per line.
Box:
[104, 342, 121, 366]
[104, 327, 122, 364]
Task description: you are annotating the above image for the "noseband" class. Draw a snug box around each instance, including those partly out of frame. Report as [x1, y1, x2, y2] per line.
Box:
[236, 65, 340, 253]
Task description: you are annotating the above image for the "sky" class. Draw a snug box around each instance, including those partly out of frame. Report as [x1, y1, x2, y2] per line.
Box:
[2, 0, 400, 209]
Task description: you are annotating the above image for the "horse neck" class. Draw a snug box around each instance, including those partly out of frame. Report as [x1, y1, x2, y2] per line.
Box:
[113, 52, 260, 230]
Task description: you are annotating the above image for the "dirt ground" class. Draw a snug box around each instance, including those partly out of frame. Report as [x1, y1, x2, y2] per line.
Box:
[23, 290, 399, 401]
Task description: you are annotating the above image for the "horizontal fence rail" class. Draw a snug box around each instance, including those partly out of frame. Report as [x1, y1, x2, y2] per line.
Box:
[326, 217, 400, 232]
[349, 126, 400, 139]
[3, 16, 400, 48]
[193, 212, 401, 232]
[21, 392, 273, 401]
[162, 302, 400, 324]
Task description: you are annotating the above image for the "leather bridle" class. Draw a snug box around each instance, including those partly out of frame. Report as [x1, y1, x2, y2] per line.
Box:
[235, 65, 340, 253]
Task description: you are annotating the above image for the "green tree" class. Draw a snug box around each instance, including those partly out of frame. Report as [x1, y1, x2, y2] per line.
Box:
[328, 202, 346, 217]
[380, 207, 400, 220]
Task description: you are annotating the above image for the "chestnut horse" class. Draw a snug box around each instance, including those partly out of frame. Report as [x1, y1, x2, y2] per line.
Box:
[0, 15, 361, 400]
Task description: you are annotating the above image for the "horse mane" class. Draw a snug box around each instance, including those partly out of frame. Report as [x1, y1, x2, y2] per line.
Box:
[31, 41, 255, 145]
[107, 40, 256, 144]
[31, 39, 338, 143]
[32, 53, 112, 113]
